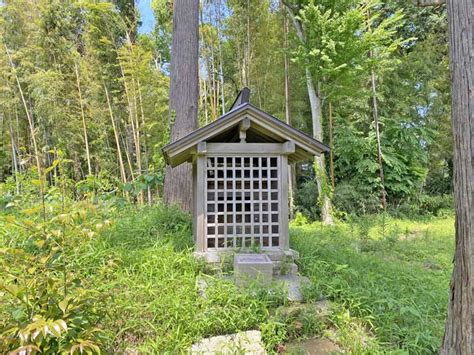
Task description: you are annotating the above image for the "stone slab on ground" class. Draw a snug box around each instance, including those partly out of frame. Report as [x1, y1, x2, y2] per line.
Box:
[284, 338, 341, 355]
[190, 330, 266, 354]
[275, 274, 310, 302]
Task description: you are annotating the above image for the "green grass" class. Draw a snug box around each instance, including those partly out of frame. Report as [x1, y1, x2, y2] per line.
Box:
[1, 202, 290, 352]
[1, 201, 454, 353]
[291, 215, 454, 353]
[61, 204, 285, 352]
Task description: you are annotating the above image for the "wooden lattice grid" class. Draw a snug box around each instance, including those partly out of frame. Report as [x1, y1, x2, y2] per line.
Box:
[205, 156, 280, 249]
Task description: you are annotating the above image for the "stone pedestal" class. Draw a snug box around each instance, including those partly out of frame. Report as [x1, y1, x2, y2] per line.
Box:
[234, 253, 273, 286]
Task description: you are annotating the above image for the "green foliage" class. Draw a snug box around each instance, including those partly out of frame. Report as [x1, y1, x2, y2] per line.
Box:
[1, 189, 454, 353]
[291, 216, 454, 352]
[0, 202, 109, 353]
[294, 179, 320, 220]
[260, 320, 288, 352]
[1, 195, 286, 352]
[393, 194, 454, 218]
[0, 0, 455, 351]
[333, 180, 380, 215]
[0, 0, 169, 199]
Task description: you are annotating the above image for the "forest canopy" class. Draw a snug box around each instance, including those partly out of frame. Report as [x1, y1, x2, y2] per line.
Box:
[0, 0, 451, 217]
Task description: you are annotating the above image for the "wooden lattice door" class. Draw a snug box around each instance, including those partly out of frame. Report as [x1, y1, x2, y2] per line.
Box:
[205, 156, 281, 250]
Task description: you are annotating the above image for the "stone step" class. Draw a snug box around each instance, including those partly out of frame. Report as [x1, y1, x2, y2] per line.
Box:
[272, 261, 298, 276]
[265, 249, 299, 262]
[190, 330, 266, 354]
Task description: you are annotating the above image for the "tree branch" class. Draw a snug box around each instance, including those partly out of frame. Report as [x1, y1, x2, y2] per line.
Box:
[281, 0, 306, 42]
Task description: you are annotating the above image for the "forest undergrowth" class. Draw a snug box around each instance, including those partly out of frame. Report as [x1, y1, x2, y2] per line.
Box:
[0, 190, 454, 353]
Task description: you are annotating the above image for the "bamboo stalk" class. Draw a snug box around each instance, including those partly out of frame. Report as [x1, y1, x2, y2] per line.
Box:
[74, 61, 92, 176]
[103, 82, 127, 183]
[137, 78, 151, 204]
[4, 44, 41, 176]
[119, 60, 139, 169]
[8, 114, 20, 194]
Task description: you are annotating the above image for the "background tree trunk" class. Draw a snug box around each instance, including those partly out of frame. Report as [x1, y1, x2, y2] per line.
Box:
[5, 44, 41, 177]
[441, 0, 473, 352]
[163, 0, 199, 212]
[305, 68, 333, 225]
[370, 69, 387, 210]
[217, 0, 225, 115]
[328, 101, 335, 190]
[285, 4, 333, 224]
[104, 83, 127, 184]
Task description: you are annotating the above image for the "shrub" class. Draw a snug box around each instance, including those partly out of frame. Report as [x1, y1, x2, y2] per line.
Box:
[294, 180, 320, 220]
[333, 181, 380, 216]
[0, 203, 109, 353]
[394, 194, 453, 217]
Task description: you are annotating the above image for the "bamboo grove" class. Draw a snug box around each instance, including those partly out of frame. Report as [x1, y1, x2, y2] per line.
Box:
[0, 0, 452, 217]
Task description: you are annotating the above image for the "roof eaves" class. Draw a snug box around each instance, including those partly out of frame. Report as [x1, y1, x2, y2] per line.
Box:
[246, 104, 330, 153]
[161, 103, 251, 160]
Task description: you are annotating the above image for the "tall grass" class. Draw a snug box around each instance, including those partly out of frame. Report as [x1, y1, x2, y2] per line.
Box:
[68, 204, 286, 352]
[1, 198, 454, 353]
[291, 215, 454, 353]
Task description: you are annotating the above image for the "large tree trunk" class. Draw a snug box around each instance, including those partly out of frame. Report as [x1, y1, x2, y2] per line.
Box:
[283, 11, 295, 219]
[305, 67, 333, 225]
[441, 0, 473, 352]
[163, 0, 199, 212]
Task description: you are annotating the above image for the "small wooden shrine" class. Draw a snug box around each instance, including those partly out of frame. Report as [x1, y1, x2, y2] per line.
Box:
[162, 88, 328, 262]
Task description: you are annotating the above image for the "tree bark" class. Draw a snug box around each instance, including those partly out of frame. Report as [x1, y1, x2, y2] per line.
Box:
[163, 0, 199, 212]
[306, 68, 333, 225]
[245, 0, 251, 87]
[217, 0, 226, 115]
[440, 0, 473, 352]
[328, 101, 335, 190]
[283, 12, 295, 219]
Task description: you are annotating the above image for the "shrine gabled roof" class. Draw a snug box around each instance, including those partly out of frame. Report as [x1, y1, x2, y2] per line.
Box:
[162, 101, 329, 167]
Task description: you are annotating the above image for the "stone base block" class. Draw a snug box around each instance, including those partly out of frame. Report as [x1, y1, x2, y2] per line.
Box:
[234, 253, 273, 286]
